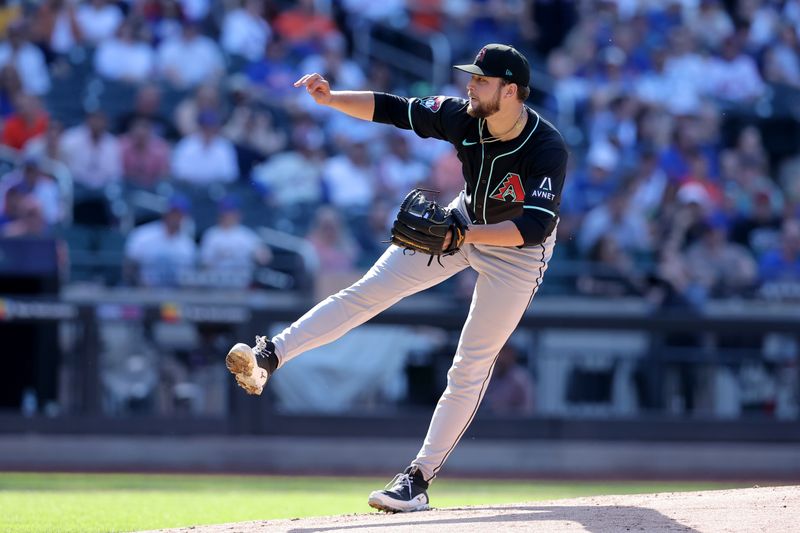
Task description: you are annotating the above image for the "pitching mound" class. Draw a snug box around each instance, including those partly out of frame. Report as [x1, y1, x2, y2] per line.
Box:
[156, 485, 799, 533]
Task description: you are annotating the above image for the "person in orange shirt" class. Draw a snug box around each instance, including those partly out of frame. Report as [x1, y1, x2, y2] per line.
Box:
[1, 93, 48, 150]
[272, 0, 337, 49]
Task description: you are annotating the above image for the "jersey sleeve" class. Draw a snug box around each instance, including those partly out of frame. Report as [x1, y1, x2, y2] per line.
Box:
[511, 147, 568, 246]
[372, 92, 466, 144]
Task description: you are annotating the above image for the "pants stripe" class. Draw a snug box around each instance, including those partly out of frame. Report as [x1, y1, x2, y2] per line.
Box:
[428, 247, 548, 480]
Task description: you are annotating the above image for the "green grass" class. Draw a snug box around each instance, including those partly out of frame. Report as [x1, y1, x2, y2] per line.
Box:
[0, 472, 746, 533]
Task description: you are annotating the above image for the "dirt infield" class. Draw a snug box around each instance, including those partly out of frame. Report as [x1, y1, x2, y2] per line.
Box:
[154, 485, 798, 533]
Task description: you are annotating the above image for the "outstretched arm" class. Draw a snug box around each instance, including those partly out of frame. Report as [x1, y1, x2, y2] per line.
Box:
[294, 73, 375, 121]
[442, 220, 525, 249]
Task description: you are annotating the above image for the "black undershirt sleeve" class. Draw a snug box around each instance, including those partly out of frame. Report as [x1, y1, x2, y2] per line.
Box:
[511, 210, 558, 247]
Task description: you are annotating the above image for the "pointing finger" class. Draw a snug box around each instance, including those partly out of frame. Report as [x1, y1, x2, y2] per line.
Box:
[293, 73, 321, 87]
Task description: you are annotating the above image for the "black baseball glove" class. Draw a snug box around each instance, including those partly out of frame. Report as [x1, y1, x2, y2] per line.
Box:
[391, 189, 470, 265]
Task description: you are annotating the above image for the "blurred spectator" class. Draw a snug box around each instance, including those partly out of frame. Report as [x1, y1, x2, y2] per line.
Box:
[341, 0, 406, 27]
[0, 182, 22, 228]
[707, 35, 766, 104]
[779, 155, 800, 207]
[199, 195, 271, 287]
[577, 235, 645, 297]
[272, 0, 337, 51]
[250, 119, 325, 207]
[483, 344, 535, 416]
[94, 20, 155, 83]
[0, 64, 21, 118]
[76, 0, 123, 46]
[156, 20, 224, 89]
[427, 149, 465, 203]
[136, 0, 184, 44]
[376, 132, 429, 203]
[761, 23, 800, 88]
[662, 27, 707, 112]
[659, 114, 717, 183]
[222, 77, 287, 167]
[119, 117, 171, 188]
[628, 150, 668, 220]
[174, 83, 223, 137]
[30, 0, 82, 58]
[460, 0, 524, 50]
[352, 199, 392, 267]
[321, 136, 375, 209]
[561, 141, 620, 218]
[124, 194, 197, 287]
[305, 206, 359, 273]
[0, 0, 21, 39]
[677, 149, 724, 210]
[739, 0, 782, 50]
[171, 111, 238, 185]
[545, 48, 589, 131]
[523, 0, 577, 58]
[731, 190, 783, 257]
[759, 218, 800, 284]
[687, 0, 734, 50]
[683, 216, 758, 298]
[24, 119, 65, 164]
[365, 60, 395, 94]
[59, 110, 122, 189]
[590, 45, 635, 105]
[636, 105, 674, 154]
[732, 125, 769, 171]
[245, 38, 297, 108]
[298, 32, 366, 90]
[578, 180, 653, 257]
[0, 155, 60, 225]
[724, 156, 783, 220]
[635, 46, 698, 115]
[0, 194, 47, 237]
[179, 0, 210, 23]
[661, 183, 715, 251]
[220, 0, 271, 62]
[1, 93, 48, 150]
[588, 94, 638, 155]
[116, 84, 175, 139]
[0, 21, 51, 96]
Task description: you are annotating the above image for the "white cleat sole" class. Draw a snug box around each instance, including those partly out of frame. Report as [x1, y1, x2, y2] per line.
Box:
[226, 343, 267, 395]
[367, 491, 430, 513]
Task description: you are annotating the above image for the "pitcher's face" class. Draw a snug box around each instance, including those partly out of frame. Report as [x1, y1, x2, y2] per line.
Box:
[466, 75, 503, 118]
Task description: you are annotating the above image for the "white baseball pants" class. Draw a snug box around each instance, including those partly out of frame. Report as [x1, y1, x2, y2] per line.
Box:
[272, 199, 555, 482]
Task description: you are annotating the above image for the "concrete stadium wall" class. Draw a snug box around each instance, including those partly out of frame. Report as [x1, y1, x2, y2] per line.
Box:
[1, 435, 798, 481]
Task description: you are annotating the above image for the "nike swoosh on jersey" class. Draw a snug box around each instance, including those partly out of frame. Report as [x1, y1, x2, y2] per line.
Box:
[462, 139, 478, 146]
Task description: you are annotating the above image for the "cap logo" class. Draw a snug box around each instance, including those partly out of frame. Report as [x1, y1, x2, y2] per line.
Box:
[505, 69, 513, 76]
[475, 47, 487, 63]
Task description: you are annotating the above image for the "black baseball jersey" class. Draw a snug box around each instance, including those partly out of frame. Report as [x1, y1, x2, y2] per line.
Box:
[372, 93, 568, 246]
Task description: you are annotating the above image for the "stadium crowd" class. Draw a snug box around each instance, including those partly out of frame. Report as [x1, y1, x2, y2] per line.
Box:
[0, 0, 798, 305]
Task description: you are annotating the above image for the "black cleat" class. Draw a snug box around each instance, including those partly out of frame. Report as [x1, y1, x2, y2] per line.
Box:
[368, 465, 430, 513]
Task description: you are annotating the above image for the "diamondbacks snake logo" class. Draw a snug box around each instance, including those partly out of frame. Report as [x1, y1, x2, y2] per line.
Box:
[490, 173, 525, 202]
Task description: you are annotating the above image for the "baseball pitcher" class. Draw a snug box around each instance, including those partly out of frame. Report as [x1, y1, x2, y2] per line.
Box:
[225, 43, 568, 512]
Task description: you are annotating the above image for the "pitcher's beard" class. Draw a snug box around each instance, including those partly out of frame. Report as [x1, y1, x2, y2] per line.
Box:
[466, 88, 502, 118]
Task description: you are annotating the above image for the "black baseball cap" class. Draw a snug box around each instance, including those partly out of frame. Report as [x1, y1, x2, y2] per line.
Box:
[453, 44, 531, 87]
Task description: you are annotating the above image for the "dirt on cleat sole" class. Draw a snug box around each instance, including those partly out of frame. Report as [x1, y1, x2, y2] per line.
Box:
[226, 345, 253, 375]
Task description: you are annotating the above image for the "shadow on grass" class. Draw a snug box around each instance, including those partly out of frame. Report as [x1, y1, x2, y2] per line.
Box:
[288, 504, 699, 533]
